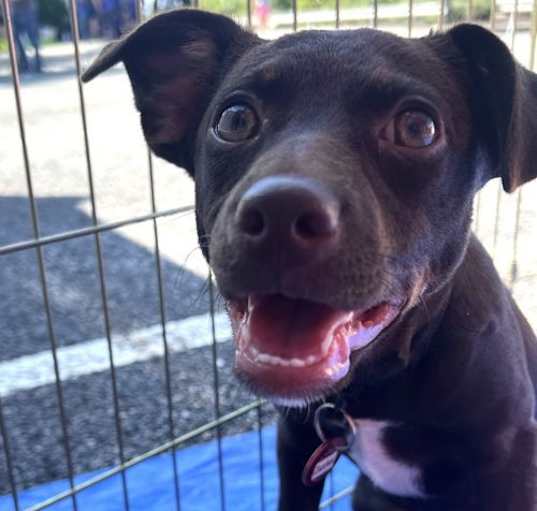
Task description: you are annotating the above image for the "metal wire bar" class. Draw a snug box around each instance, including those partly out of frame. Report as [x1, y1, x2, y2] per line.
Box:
[134, 4, 181, 510]
[373, 0, 379, 28]
[25, 401, 263, 511]
[511, 0, 537, 286]
[438, 0, 445, 30]
[336, 0, 340, 29]
[478, 0, 502, 249]
[1, 1, 79, 508]
[209, 272, 227, 511]
[511, 0, 519, 49]
[256, 405, 266, 511]
[147, 151, 182, 511]
[67, 2, 131, 507]
[292, 0, 298, 31]
[0, 397, 20, 511]
[0, 206, 193, 257]
[492, 184, 502, 256]
[320, 485, 354, 508]
[468, 0, 474, 19]
[490, 0, 519, 255]
[509, 0, 523, 289]
[510, 190, 523, 287]
[135, 0, 143, 20]
[531, 0, 537, 70]
[408, 0, 414, 37]
[247, 0, 253, 28]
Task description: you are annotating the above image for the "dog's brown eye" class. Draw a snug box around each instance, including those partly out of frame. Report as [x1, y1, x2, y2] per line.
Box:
[215, 104, 258, 142]
[392, 111, 436, 148]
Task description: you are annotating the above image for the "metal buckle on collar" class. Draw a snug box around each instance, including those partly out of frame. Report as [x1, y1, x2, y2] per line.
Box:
[313, 402, 356, 452]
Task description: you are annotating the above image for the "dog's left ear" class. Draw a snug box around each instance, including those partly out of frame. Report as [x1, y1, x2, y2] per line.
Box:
[81, 10, 259, 174]
[446, 24, 537, 192]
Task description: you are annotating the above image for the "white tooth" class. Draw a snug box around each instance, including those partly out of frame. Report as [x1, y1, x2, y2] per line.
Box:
[289, 358, 306, 367]
[256, 352, 292, 366]
[257, 352, 277, 365]
[305, 354, 319, 365]
[250, 349, 325, 368]
[321, 334, 334, 354]
[320, 312, 354, 355]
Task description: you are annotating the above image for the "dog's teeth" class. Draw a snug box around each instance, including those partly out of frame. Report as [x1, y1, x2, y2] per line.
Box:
[289, 358, 306, 367]
[256, 352, 277, 365]
[250, 350, 321, 367]
[321, 334, 334, 354]
[305, 354, 319, 365]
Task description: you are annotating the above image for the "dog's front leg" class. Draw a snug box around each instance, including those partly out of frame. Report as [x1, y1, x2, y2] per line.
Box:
[277, 414, 325, 511]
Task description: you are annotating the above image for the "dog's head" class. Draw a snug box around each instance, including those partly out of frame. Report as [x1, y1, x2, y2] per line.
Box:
[84, 11, 537, 405]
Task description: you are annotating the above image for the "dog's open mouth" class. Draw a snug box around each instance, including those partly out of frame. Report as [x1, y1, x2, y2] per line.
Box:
[227, 294, 401, 402]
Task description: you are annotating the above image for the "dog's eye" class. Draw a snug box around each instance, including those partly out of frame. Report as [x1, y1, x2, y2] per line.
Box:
[390, 111, 436, 148]
[215, 104, 259, 142]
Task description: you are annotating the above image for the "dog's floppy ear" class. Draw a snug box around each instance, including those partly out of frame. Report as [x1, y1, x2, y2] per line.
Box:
[447, 24, 537, 192]
[82, 10, 259, 174]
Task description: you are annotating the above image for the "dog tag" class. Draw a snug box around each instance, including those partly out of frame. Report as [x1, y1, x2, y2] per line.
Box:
[302, 437, 347, 486]
[302, 403, 357, 486]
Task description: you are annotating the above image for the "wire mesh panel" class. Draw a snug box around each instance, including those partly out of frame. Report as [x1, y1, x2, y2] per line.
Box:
[0, 0, 536, 509]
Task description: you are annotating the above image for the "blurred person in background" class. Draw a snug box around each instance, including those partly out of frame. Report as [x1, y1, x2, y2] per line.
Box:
[12, 0, 41, 72]
[77, 0, 97, 39]
[98, 0, 137, 37]
[100, 0, 121, 36]
[36, 0, 69, 41]
[152, 0, 191, 11]
[255, 0, 271, 28]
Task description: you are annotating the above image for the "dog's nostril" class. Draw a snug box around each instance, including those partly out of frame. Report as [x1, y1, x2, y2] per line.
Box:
[239, 208, 265, 236]
[294, 210, 337, 240]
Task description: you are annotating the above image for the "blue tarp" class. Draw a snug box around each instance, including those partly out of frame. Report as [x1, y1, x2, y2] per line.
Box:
[1, 425, 359, 510]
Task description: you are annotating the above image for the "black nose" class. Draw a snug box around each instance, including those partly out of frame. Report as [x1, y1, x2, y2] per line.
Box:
[235, 176, 340, 265]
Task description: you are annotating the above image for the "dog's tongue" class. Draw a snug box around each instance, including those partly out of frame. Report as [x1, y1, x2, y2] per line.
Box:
[246, 295, 349, 360]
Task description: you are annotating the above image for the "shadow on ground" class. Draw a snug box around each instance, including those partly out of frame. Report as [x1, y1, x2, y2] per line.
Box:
[0, 195, 210, 362]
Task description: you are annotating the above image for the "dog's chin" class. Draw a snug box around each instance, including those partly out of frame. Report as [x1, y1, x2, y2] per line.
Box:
[227, 294, 402, 407]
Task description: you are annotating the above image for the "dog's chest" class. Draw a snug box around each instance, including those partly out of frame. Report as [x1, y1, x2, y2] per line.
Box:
[348, 419, 426, 498]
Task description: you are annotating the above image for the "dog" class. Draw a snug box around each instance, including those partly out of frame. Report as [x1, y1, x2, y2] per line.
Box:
[83, 10, 537, 510]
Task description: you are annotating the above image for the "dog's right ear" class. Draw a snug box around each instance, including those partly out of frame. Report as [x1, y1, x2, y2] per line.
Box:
[82, 10, 259, 175]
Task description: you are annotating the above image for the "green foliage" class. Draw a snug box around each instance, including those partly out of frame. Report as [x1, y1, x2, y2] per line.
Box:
[448, 0, 491, 20]
[37, 0, 70, 36]
[37, 0, 69, 26]
[200, 0, 248, 16]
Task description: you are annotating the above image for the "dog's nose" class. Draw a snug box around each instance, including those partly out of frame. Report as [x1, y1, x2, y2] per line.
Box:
[235, 176, 340, 264]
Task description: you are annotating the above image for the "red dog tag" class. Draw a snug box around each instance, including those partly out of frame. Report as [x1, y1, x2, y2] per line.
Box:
[302, 437, 347, 486]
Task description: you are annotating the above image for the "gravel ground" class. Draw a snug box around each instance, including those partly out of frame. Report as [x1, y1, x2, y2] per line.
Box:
[0, 340, 277, 493]
[1, 28, 537, 501]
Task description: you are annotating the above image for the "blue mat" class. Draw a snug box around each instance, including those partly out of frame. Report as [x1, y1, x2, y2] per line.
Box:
[1, 426, 359, 510]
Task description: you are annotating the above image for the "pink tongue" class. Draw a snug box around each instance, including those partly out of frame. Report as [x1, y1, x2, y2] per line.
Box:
[246, 295, 347, 359]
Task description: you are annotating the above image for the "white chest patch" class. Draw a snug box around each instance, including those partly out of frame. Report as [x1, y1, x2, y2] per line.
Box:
[349, 420, 426, 498]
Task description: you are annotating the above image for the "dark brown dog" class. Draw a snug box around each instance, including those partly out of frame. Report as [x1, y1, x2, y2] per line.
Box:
[83, 10, 537, 510]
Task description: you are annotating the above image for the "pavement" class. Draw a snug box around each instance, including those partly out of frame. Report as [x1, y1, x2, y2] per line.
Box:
[1, 19, 537, 504]
[1, 36, 270, 496]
